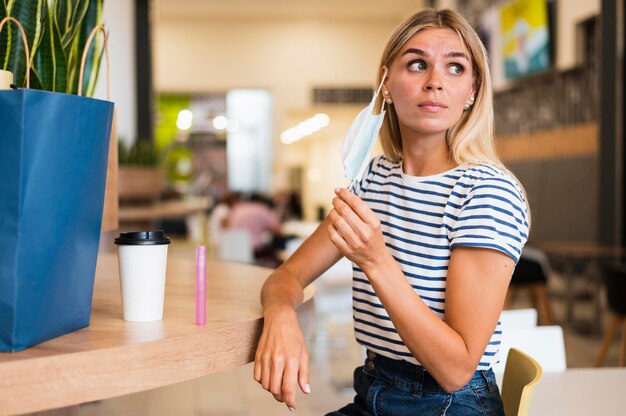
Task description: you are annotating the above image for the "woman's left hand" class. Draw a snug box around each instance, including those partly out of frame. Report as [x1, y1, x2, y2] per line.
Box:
[327, 187, 389, 272]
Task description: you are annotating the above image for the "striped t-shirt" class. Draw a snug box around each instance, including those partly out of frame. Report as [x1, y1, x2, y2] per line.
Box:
[351, 155, 529, 370]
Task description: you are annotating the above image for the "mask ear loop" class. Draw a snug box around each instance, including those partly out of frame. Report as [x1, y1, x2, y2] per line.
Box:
[348, 176, 358, 193]
[374, 69, 387, 114]
[348, 69, 388, 193]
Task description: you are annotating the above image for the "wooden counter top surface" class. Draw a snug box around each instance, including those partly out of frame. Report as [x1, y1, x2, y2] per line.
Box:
[0, 253, 315, 415]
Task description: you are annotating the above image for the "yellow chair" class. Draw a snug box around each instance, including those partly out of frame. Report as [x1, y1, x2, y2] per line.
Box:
[501, 348, 543, 416]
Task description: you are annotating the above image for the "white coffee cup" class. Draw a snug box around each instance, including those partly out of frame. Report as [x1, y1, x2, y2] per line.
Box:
[114, 230, 171, 321]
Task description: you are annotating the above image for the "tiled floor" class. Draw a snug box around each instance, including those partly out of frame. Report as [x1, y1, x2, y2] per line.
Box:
[77, 243, 624, 415]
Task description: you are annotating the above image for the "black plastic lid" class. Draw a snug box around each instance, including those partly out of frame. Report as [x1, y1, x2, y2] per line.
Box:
[114, 230, 171, 246]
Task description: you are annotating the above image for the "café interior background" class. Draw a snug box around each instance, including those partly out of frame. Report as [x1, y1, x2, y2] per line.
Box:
[82, 0, 624, 413]
[102, 0, 615, 244]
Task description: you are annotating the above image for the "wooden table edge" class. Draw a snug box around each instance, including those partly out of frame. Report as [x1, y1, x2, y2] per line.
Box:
[0, 287, 315, 415]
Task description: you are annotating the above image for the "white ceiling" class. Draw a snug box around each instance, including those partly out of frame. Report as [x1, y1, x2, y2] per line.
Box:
[157, 0, 427, 20]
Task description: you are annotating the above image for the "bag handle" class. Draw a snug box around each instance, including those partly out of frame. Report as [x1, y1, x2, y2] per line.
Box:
[0, 17, 31, 88]
[78, 25, 110, 100]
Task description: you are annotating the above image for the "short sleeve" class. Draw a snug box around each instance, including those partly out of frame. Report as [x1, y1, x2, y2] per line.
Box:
[448, 173, 529, 263]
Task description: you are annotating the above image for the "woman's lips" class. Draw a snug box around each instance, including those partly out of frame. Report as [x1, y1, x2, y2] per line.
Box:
[418, 101, 447, 112]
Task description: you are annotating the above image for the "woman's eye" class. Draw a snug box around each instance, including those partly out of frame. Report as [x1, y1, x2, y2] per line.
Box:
[448, 64, 464, 75]
[408, 60, 427, 72]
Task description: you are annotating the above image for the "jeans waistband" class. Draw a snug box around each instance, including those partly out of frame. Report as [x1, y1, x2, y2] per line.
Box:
[365, 350, 498, 394]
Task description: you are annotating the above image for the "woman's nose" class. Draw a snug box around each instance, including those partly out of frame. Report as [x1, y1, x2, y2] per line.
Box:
[424, 70, 443, 91]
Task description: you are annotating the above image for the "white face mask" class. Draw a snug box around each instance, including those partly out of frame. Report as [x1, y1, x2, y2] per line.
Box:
[341, 73, 387, 190]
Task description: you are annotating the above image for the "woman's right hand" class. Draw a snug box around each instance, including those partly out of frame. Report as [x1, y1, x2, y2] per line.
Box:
[253, 216, 343, 410]
[253, 305, 310, 411]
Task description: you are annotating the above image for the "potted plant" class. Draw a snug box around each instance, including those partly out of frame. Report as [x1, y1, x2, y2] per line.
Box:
[118, 140, 165, 201]
[0, 0, 117, 230]
[0, 0, 117, 352]
[1, 0, 105, 94]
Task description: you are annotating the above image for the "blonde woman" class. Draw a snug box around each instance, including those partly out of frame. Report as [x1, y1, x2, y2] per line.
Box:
[254, 8, 529, 415]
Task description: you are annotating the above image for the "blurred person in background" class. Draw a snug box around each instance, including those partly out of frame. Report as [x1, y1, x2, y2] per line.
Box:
[227, 193, 283, 267]
[274, 190, 304, 222]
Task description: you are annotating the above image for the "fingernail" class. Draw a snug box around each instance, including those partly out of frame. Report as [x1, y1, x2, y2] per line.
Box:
[304, 383, 311, 394]
[289, 407, 296, 412]
[335, 187, 341, 193]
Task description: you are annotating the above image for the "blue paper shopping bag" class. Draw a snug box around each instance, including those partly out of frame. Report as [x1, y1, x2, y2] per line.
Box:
[0, 89, 114, 351]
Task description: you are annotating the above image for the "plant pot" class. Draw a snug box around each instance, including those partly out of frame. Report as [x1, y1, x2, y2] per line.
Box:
[118, 166, 164, 202]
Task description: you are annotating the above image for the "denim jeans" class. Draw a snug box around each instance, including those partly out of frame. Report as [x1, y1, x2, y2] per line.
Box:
[326, 351, 504, 416]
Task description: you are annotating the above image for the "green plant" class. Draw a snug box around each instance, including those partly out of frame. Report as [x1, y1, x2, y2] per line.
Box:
[118, 140, 162, 167]
[0, 0, 105, 96]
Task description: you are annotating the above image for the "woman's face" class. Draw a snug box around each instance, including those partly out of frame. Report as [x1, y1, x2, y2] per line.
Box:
[384, 28, 476, 139]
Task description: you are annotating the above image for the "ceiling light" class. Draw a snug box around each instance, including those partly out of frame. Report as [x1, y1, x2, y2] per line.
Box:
[176, 109, 193, 130]
[212, 115, 229, 130]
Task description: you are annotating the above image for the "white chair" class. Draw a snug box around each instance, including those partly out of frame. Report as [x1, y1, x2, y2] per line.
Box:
[216, 229, 254, 264]
[493, 325, 566, 376]
[500, 308, 538, 330]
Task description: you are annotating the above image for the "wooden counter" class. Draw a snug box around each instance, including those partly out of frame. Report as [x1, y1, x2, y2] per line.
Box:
[0, 253, 315, 415]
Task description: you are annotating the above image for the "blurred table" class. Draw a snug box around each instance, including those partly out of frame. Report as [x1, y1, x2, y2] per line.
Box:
[535, 241, 626, 333]
[0, 252, 315, 415]
[119, 196, 210, 242]
[530, 367, 626, 415]
[119, 196, 210, 222]
[537, 241, 626, 260]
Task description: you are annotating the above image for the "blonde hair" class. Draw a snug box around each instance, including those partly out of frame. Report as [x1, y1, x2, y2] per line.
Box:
[376, 8, 530, 218]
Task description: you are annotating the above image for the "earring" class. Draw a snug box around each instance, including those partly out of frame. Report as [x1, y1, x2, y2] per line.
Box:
[383, 90, 393, 104]
[463, 103, 471, 111]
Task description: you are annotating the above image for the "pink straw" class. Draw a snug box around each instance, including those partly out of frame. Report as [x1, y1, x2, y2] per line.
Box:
[196, 245, 206, 325]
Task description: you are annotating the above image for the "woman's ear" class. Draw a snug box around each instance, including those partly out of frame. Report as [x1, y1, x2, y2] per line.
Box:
[464, 84, 477, 111]
[381, 65, 389, 86]
[470, 79, 478, 102]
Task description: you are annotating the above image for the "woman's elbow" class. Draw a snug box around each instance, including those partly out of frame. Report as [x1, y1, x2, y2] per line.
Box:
[437, 367, 475, 394]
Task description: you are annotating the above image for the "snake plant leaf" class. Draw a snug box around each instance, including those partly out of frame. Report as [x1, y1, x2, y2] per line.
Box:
[50, 7, 68, 93]
[53, 0, 69, 38]
[28, 64, 44, 89]
[54, 0, 89, 49]
[2, 0, 46, 87]
[32, 2, 54, 90]
[1, 0, 9, 69]
[22, 0, 45, 65]
[73, 0, 102, 96]
[38, 3, 69, 93]
[65, 28, 80, 92]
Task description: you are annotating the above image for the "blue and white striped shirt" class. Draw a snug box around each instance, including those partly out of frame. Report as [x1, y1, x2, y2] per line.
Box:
[352, 155, 529, 370]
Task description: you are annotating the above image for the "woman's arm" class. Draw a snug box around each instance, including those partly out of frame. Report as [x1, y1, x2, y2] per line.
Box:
[329, 188, 514, 392]
[254, 216, 343, 411]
